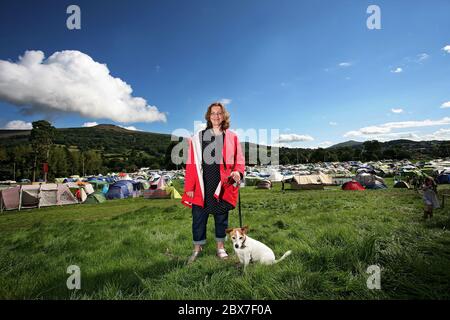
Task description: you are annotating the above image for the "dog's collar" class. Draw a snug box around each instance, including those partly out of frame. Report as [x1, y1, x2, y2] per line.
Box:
[240, 236, 247, 249]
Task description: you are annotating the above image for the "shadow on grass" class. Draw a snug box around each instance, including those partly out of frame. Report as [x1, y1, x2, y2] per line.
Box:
[29, 257, 187, 299]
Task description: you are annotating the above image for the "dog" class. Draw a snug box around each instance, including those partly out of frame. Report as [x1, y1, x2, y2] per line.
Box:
[226, 226, 292, 270]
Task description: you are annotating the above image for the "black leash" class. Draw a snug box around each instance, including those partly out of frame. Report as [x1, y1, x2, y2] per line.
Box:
[238, 185, 242, 228]
[230, 177, 243, 228]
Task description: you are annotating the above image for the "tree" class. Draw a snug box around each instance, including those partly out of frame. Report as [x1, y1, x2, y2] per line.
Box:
[67, 149, 81, 176]
[310, 148, 326, 163]
[337, 147, 354, 161]
[48, 146, 69, 179]
[84, 150, 103, 175]
[29, 120, 56, 182]
[362, 140, 382, 161]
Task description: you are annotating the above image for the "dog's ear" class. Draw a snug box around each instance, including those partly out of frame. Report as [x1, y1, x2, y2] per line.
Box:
[225, 228, 233, 234]
[241, 225, 249, 234]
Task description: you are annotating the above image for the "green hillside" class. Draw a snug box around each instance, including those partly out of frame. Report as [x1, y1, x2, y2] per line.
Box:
[1, 124, 450, 181]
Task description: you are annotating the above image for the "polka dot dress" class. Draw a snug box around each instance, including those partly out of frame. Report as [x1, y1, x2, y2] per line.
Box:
[201, 129, 234, 215]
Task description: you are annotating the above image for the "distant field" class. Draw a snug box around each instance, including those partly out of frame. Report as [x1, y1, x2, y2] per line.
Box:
[0, 180, 449, 299]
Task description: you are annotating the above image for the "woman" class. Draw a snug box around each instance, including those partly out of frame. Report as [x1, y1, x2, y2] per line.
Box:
[181, 102, 245, 263]
[422, 177, 439, 219]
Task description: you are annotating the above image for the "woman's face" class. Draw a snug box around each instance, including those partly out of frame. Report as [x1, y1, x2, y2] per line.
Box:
[210, 106, 224, 128]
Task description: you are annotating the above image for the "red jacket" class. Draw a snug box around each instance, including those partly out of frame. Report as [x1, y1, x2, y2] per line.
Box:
[181, 129, 245, 208]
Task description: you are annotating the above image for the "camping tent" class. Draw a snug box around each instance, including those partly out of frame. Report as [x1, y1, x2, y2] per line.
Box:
[89, 179, 110, 194]
[244, 176, 263, 186]
[355, 173, 386, 187]
[437, 174, 450, 184]
[84, 192, 107, 204]
[256, 179, 272, 189]
[342, 180, 365, 191]
[394, 181, 410, 188]
[143, 177, 181, 199]
[64, 182, 95, 203]
[106, 180, 133, 200]
[1, 184, 78, 211]
[268, 171, 284, 182]
[289, 173, 332, 190]
[0, 186, 21, 211]
[166, 186, 182, 199]
[365, 180, 388, 190]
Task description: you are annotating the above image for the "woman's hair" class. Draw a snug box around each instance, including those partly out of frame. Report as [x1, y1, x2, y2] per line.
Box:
[205, 102, 230, 130]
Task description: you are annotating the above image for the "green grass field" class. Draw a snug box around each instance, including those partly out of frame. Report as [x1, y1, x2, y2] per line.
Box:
[0, 179, 449, 300]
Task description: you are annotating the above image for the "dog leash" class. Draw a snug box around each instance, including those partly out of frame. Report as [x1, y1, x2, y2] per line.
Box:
[238, 184, 242, 228]
[229, 176, 243, 228]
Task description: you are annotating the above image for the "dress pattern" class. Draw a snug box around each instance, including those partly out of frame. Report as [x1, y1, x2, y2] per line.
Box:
[201, 129, 234, 215]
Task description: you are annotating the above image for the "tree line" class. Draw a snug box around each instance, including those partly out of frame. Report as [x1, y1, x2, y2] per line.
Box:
[1, 120, 450, 181]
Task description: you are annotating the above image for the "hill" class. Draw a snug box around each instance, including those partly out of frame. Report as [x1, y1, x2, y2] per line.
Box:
[1, 124, 450, 180]
[328, 140, 363, 149]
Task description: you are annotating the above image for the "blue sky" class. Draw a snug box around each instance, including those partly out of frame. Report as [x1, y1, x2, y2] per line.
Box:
[0, 0, 449, 148]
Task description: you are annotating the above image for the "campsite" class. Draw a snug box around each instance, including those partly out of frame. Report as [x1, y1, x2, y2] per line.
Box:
[0, 168, 449, 299]
[1, 0, 450, 304]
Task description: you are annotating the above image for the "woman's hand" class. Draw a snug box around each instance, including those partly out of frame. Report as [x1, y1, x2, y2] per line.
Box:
[186, 191, 194, 198]
[230, 171, 241, 183]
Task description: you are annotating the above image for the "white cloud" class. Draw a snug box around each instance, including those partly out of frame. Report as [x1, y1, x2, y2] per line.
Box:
[425, 128, 450, 140]
[417, 53, 429, 62]
[219, 98, 232, 105]
[344, 117, 450, 138]
[329, 121, 338, 126]
[391, 67, 403, 73]
[317, 141, 333, 148]
[338, 62, 352, 67]
[0, 50, 167, 123]
[391, 108, 404, 114]
[277, 133, 314, 143]
[441, 101, 450, 108]
[343, 128, 450, 142]
[194, 121, 207, 133]
[82, 122, 98, 127]
[118, 125, 141, 131]
[3, 120, 33, 130]
[442, 45, 450, 53]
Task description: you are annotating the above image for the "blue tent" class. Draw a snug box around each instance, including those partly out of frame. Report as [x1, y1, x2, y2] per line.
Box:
[365, 180, 388, 190]
[105, 180, 133, 199]
[437, 174, 450, 184]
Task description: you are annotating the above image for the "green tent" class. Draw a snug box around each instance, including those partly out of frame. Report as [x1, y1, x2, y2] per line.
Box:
[84, 192, 106, 204]
[166, 186, 181, 199]
[89, 180, 110, 193]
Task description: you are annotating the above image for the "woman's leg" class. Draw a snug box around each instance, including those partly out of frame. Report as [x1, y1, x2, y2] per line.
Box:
[192, 205, 209, 250]
[213, 212, 229, 250]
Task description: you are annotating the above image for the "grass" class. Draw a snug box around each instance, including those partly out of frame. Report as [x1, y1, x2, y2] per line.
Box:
[0, 179, 449, 299]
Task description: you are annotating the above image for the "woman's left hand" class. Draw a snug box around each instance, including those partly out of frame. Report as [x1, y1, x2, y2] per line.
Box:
[230, 171, 241, 183]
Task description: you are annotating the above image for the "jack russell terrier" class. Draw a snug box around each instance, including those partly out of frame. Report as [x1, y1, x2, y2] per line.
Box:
[226, 226, 292, 269]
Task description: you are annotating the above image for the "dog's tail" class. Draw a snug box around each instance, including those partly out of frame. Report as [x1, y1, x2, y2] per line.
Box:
[273, 250, 292, 264]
